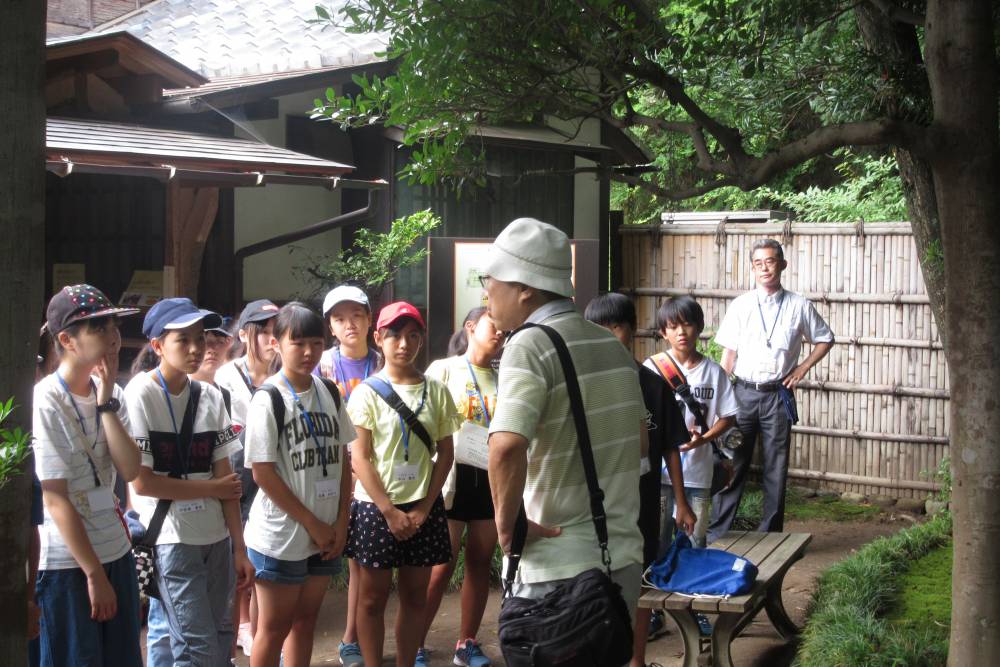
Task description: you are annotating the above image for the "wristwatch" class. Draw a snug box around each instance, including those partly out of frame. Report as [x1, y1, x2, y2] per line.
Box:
[96, 398, 120, 414]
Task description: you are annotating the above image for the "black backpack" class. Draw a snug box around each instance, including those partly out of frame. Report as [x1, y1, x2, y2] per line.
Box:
[255, 377, 342, 433]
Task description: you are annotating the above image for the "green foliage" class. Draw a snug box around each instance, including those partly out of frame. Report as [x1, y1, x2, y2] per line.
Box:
[922, 456, 952, 503]
[300, 210, 441, 299]
[734, 484, 881, 528]
[760, 150, 908, 222]
[796, 512, 952, 666]
[696, 336, 724, 364]
[887, 540, 952, 633]
[0, 397, 32, 489]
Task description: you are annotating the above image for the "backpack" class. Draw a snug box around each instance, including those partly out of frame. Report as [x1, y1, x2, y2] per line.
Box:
[255, 377, 342, 433]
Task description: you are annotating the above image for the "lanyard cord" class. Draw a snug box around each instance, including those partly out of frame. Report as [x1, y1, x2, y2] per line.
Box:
[464, 357, 495, 426]
[396, 377, 427, 463]
[55, 373, 102, 487]
[756, 292, 786, 349]
[155, 370, 193, 478]
[241, 360, 257, 391]
[334, 348, 373, 400]
[280, 374, 329, 476]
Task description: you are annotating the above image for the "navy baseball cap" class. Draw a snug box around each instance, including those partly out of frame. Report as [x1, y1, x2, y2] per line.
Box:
[237, 299, 280, 330]
[205, 314, 233, 336]
[143, 298, 223, 340]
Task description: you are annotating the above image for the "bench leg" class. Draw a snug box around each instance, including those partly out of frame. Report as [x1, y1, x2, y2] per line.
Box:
[709, 613, 742, 667]
[764, 558, 804, 639]
[665, 608, 706, 667]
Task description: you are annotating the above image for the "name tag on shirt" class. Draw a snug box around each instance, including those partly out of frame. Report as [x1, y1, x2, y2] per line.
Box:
[315, 478, 339, 500]
[394, 463, 419, 483]
[87, 488, 116, 513]
[176, 499, 206, 514]
[454, 422, 490, 470]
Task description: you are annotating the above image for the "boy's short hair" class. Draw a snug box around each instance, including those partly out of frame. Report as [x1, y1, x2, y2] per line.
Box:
[656, 296, 705, 333]
[584, 292, 637, 331]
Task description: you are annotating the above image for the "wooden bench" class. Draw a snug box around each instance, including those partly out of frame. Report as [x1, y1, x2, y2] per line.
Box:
[639, 531, 812, 667]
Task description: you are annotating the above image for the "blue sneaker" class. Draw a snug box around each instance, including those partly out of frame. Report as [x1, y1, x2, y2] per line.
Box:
[415, 647, 430, 666]
[454, 639, 491, 667]
[339, 641, 364, 666]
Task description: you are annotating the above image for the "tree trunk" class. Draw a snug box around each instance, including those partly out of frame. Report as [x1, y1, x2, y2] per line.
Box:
[924, 0, 1000, 663]
[0, 2, 46, 664]
[854, 3, 948, 347]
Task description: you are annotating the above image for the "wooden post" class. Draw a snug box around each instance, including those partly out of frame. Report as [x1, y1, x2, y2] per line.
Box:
[164, 181, 220, 300]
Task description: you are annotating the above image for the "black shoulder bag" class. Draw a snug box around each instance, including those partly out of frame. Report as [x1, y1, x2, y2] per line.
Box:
[133, 380, 201, 599]
[497, 324, 633, 667]
[362, 376, 435, 452]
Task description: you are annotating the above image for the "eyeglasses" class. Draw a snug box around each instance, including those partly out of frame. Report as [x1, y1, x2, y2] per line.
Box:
[752, 258, 780, 269]
[478, 274, 490, 288]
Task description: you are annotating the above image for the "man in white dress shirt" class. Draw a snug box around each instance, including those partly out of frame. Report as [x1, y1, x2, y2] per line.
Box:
[708, 239, 834, 542]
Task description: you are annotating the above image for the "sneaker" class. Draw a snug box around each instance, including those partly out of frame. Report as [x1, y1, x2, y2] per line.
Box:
[696, 613, 713, 636]
[647, 610, 668, 641]
[339, 641, 364, 666]
[415, 647, 430, 666]
[454, 639, 491, 667]
[236, 622, 253, 658]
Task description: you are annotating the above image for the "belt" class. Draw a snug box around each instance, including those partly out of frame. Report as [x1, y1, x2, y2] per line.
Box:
[734, 377, 783, 392]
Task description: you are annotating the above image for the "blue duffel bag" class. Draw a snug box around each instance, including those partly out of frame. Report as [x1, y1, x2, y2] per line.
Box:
[645, 533, 758, 597]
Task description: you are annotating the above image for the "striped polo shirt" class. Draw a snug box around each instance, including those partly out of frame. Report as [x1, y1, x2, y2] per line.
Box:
[490, 300, 644, 584]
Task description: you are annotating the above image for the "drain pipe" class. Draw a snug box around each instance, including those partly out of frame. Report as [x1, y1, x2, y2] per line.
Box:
[233, 188, 378, 307]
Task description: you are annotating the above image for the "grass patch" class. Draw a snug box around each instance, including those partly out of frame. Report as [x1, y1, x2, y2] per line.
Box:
[887, 540, 952, 631]
[733, 485, 881, 530]
[795, 512, 952, 667]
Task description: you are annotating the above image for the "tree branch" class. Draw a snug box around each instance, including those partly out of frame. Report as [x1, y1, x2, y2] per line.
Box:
[868, 0, 926, 26]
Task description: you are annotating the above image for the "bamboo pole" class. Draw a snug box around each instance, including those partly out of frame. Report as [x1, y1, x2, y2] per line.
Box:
[631, 329, 943, 350]
[752, 465, 940, 492]
[797, 380, 949, 399]
[620, 286, 932, 305]
[622, 222, 915, 236]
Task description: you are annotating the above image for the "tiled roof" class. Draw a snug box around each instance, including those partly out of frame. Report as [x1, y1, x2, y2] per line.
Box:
[89, 0, 388, 79]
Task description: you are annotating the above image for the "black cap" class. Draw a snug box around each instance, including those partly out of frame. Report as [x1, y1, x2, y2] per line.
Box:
[46, 284, 140, 336]
[238, 299, 279, 330]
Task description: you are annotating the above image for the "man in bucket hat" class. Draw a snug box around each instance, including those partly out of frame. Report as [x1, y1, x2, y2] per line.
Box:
[482, 218, 646, 643]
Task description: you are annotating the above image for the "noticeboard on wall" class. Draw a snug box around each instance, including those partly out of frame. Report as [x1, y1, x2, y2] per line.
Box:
[426, 237, 599, 361]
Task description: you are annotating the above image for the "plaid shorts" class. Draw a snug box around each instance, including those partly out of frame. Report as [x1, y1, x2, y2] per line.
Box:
[345, 496, 451, 569]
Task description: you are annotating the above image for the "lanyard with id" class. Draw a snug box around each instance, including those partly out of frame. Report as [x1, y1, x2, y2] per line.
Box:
[394, 380, 427, 483]
[155, 370, 205, 514]
[453, 360, 494, 470]
[756, 292, 786, 349]
[280, 375, 339, 500]
[56, 373, 115, 513]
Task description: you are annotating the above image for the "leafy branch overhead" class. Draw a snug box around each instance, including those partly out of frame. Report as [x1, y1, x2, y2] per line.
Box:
[311, 0, 941, 201]
[303, 209, 441, 299]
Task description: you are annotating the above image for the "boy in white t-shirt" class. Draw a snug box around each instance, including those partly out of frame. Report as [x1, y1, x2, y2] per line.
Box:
[126, 298, 253, 667]
[33, 284, 144, 667]
[646, 296, 738, 549]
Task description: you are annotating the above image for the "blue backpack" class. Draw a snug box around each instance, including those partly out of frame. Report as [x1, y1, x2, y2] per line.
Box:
[645, 533, 758, 597]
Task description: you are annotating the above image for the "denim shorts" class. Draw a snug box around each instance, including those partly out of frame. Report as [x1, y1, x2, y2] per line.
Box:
[247, 547, 342, 585]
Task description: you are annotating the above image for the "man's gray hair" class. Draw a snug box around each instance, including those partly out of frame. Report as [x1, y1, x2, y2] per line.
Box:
[751, 238, 784, 261]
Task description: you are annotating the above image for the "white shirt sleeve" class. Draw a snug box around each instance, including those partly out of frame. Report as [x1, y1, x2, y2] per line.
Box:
[714, 368, 740, 419]
[244, 389, 279, 464]
[714, 299, 743, 351]
[32, 389, 75, 481]
[124, 383, 154, 468]
[801, 300, 834, 344]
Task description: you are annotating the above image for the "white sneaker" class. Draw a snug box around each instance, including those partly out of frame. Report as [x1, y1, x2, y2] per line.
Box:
[236, 622, 253, 657]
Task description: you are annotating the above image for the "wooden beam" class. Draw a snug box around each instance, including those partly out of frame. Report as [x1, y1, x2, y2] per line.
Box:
[165, 181, 220, 299]
[46, 49, 119, 81]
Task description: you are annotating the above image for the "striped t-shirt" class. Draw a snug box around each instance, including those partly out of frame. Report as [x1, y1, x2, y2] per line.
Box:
[33, 373, 132, 571]
[489, 301, 644, 584]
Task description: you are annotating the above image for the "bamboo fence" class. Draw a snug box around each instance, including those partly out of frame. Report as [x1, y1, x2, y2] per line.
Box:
[620, 219, 948, 499]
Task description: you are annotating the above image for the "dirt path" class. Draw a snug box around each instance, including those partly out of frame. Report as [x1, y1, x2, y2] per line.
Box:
[228, 516, 909, 666]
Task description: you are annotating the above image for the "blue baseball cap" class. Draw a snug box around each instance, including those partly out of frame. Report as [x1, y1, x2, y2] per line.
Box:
[142, 298, 223, 340]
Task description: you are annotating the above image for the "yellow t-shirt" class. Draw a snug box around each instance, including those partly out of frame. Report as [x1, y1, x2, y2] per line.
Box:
[346, 374, 462, 504]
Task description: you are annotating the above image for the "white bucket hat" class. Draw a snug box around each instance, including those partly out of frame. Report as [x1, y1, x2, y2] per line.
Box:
[481, 218, 574, 297]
